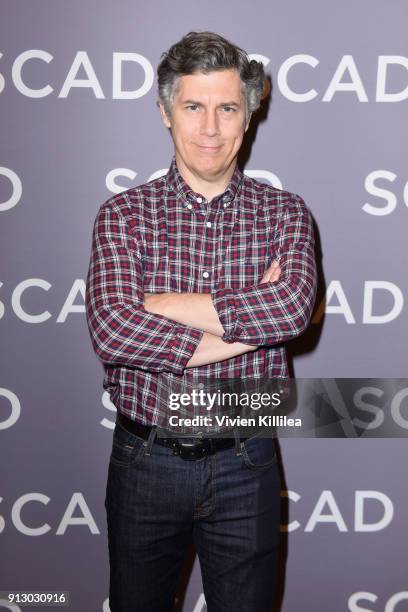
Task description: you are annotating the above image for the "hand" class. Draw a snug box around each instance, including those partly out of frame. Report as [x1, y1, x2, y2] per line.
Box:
[260, 260, 281, 284]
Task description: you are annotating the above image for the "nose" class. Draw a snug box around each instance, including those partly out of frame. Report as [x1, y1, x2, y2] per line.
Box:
[200, 109, 219, 137]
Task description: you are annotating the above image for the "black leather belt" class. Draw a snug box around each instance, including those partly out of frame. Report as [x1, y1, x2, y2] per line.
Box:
[117, 412, 246, 461]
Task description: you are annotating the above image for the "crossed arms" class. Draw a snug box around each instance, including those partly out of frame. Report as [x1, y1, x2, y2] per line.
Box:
[85, 196, 317, 374]
[143, 262, 281, 368]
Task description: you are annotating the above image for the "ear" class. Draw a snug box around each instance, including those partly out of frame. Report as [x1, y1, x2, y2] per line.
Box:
[158, 101, 172, 129]
[245, 112, 252, 133]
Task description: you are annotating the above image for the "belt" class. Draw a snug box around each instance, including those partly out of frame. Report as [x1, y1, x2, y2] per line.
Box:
[117, 412, 246, 461]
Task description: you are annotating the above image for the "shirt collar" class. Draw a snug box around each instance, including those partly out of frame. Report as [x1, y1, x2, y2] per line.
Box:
[165, 155, 243, 205]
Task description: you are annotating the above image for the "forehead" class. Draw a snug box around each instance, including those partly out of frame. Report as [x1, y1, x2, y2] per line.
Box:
[174, 69, 244, 102]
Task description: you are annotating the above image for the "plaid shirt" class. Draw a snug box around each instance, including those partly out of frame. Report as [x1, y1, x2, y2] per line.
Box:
[85, 157, 317, 425]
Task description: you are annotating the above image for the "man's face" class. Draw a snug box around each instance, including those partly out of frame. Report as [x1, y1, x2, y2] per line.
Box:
[159, 69, 250, 183]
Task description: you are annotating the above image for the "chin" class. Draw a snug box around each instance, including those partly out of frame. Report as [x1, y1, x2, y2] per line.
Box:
[195, 155, 227, 170]
[196, 163, 225, 178]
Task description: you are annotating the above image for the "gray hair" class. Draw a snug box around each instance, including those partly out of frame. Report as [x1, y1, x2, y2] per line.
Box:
[157, 31, 265, 121]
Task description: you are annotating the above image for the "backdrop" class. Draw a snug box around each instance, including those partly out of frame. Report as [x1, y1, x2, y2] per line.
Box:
[1, 1, 407, 611]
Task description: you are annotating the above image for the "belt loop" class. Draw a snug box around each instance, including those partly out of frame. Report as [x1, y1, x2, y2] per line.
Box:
[144, 425, 157, 456]
[233, 427, 243, 456]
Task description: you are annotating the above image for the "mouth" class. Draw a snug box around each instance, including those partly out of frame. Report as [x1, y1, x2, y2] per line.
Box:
[196, 144, 222, 152]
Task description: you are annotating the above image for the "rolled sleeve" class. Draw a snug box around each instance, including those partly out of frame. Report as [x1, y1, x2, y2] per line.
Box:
[165, 324, 204, 374]
[210, 287, 238, 344]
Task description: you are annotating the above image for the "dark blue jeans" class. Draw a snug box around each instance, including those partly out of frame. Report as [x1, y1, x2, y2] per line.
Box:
[105, 420, 281, 612]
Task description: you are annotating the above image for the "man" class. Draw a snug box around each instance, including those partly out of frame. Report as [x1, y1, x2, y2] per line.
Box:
[85, 31, 317, 612]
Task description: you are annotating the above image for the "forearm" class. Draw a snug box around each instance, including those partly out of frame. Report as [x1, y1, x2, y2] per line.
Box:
[145, 292, 225, 337]
[185, 332, 257, 368]
[143, 261, 283, 340]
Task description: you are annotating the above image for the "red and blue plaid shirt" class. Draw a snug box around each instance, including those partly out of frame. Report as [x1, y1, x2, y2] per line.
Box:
[85, 157, 317, 424]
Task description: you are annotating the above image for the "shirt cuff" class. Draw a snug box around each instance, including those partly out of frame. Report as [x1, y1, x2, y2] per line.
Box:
[165, 324, 204, 374]
[211, 287, 238, 344]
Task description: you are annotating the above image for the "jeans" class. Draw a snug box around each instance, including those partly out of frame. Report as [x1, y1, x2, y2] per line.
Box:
[105, 420, 281, 612]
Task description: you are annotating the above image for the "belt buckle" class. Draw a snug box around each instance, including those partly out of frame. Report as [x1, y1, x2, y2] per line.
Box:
[176, 438, 211, 461]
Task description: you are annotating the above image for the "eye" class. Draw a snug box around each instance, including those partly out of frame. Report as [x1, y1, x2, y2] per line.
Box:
[222, 106, 236, 113]
[186, 104, 199, 111]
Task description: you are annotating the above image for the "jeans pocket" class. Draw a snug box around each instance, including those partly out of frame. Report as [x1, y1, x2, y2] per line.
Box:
[241, 436, 277, 470]
[109, 422, 147, 468]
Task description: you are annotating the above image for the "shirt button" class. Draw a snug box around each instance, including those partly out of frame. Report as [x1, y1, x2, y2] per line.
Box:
[223, 202, 228, 208]
[202, 271, 209, 279]
[206, 221, 212, 228]
[196, 197, 203, 203]
[187, 203, 193, 210]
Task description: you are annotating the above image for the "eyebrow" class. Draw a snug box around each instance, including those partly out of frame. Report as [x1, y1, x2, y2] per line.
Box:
[181, 99, 241, 107]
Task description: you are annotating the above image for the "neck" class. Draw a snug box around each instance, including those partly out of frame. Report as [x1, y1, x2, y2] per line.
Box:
[175, 154, 236, 202]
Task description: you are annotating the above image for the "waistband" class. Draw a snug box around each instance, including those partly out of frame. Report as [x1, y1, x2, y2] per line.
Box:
[116, 411, 247, 461]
